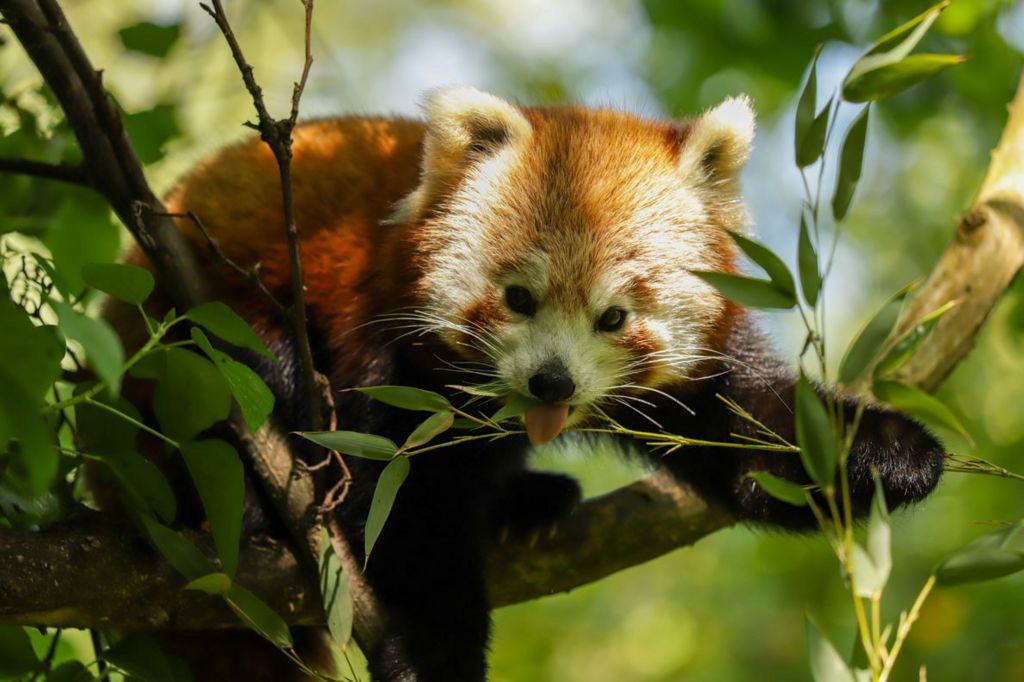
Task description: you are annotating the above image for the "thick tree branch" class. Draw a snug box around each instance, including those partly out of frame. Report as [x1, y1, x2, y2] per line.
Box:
[0, 474, 728, 629]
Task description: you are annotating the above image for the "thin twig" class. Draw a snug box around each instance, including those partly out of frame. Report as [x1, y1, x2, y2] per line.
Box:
[202, 0, 321, 431]
[155, 209, 288, 314]
[0, 156, 90, 186]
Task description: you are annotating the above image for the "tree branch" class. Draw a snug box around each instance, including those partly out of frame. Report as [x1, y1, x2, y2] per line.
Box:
[0, 155, 90, 186]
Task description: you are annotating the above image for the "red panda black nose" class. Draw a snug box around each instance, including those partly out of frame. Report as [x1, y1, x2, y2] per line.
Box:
[528, 361, 576, 403]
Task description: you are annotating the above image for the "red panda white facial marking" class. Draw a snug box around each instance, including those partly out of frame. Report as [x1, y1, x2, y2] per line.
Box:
[403, 87, 755, 445]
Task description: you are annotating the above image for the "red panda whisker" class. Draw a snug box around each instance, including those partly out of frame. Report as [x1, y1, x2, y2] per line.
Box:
[608, 383, 696, 416]
[599, 395, 664, 430]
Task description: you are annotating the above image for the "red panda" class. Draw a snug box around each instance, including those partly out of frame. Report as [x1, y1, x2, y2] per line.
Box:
[109, 87, 943, 681]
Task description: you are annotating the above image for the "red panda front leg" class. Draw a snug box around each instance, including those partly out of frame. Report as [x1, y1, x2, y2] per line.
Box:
[622, 325, 945, 529]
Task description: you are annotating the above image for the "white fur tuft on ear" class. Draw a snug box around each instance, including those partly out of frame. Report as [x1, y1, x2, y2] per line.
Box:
[422, 86, 532, 152]
[679, 94, 756, 181]
[389, 87, 531, 223]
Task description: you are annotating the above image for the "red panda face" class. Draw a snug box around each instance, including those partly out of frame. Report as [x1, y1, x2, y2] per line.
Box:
[397, 88, 755, 442]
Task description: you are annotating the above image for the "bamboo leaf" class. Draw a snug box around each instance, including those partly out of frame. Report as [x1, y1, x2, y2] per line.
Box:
[364, 457, 411, 562]
[298, 430, 398, 460]
[873, 300, 957, 378]
[318, 527, 353, 649]
[871, 379, 970, 441]
[138, 515, 215, 581]
[838, 280, 917, 385]
[728, 231, 796, 297]
[807, 617, 856, 682]
[184, 572, 232, 595]
[795, 376, 838, 486]
[225, 583, 294, 650]
[0, 626, 38, 677]
[354, 385, 452, 412]
[795, 46, 822, 166]
[404, 410, 455, 449]
[491, 393, 542, 423]
[936, 522, 1024, 586]
[692, 272, 797, 310]
[844, 54, 965, 103]
[797, 215, 821, 307]
[797, 98, 832, 168]
[746, 471, 808, 507]
[831, 106, 870, 221]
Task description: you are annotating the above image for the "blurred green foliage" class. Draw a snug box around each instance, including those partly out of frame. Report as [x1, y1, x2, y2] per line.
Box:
[2, 0, 1023, 680]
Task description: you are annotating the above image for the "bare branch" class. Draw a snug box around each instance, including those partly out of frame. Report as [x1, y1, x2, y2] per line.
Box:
[0, 155, 90, 186]
[157, 209, 288, 315]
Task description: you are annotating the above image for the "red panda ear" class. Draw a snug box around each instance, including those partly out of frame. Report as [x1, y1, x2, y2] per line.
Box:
[390, 87, 532, 223]
[678, 95, 755, 183]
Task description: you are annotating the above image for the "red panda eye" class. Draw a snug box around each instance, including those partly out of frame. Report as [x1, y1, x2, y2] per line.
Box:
[596, 307, 627, 332]
[505, 285, 537, 317]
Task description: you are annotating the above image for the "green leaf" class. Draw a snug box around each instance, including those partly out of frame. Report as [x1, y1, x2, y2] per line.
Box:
[491, 393, 541, 423]
[838, 281, 917, 385]
[843, 53, 965, 104]
[861, 1, 948, 58]
[104, 449, 178, 524]
[692, 272, 797, 310]
[937, 547, 1024, 586]
[150, 348, 233, 442]
[866, 475, 891, 592]
[185, 572, 233, 595]
[807, 617, 856, 682]
[873, 300, 957, 378]
[191, 328, 275, 432]
[0, 626, 38, 677]
[181, 439, 245, 577]
[0, 298, 64, 398]
[797, 215, 821, 307]
[104, 634, 180, 682]
[122, 104, 181, 166]
[450, 383, 504, 397]
[54, 301, 125, 394]
[318, 527, 353, 649]
[842, 1, 951, 103]
[185, 301, 274, 360]
[45, 191, 121, 296]
[794, 45, 821, 167]
[365, 457, 411, 562]
[728, 231, 796, 297]
[118, 21, 182, 58]
[404, 410, 455, 449]
[139, 514, 214, 580]
[850, 543, 885, 597]
[354, 385, 452, 412]
[797, 98, 832, 168]
[0, 388, 58, 497]
[226, 583, 293, 650]
[831, 106, 870, 221]
[794, 376, 838, 486]
[82, 262, 154, 304]
[871, 379, 970, 442]
[298, 430, 399, 460]
[746, 471, 808, 507]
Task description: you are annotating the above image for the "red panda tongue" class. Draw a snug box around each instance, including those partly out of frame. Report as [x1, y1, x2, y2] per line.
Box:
[524, 403, 570, 446]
